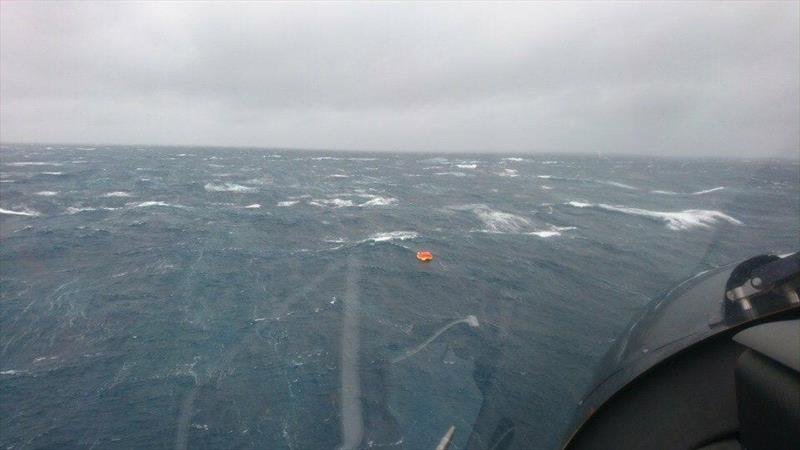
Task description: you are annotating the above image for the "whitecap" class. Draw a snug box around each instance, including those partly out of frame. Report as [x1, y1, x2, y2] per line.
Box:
[244, 203, 261, 209]
[0, 369, 27, 376]
[498, 169, 518, 177]
[541, 185, 553, 190]
[6, 162, 62, 167]
[650, 187, 724, 196]
[691, 186, 725, 195]
[130, 201, 184, 208]
[420, 157, 449, 164]
[527, 226, 576, 238]
[67, 206, 118, 214]
[366, 231, 418, 242]
[243, 177, 272, 186]
[503, 157, 525, 162]
[309, 198, 354, 208]
[0, 207, 41, 217]
[566, 201, 592, 208]
[434, 172, 467, 177]
[328, 174, 350, 178]
[204, 183, 256, 193]
[528, 230, 561, 238]
[537, 175, 552, 179]
[563, 202, 741, 230]
[277, 200, 300, 207]
[35, 191, 59, 196]
[41, 172, 64, 175]
[456, 164, 477, 169]
[358, 195, 397, 207]
[601, 181, 639, 190]
[0, 180, 15, 183]
[102, 191, 132, 198]
[468, 205, 530, 233]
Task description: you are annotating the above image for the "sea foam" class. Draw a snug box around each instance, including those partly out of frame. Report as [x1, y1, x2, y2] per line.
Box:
[309, 198, 354, 208]
[564, 201, 741, 230]
[366, 231, 418, 242]
[358, 195, 397, 207]
[0, 207, 41, 217]
[204, 183, 256, 193]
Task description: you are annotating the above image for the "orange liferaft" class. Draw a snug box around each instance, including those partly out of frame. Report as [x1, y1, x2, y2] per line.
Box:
[416, 250, 433, 262]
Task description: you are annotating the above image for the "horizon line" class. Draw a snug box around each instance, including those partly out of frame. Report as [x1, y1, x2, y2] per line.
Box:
[1, 140, 798, 161]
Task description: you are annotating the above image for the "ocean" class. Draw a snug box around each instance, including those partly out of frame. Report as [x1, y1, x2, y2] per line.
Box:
[1, 144, 797, 449]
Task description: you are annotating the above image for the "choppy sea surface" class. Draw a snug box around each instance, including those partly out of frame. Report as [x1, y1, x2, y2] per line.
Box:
[1, 144, 798, 450]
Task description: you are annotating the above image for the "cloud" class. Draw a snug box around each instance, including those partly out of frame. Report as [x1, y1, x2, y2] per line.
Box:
[1, 1, 798, 156]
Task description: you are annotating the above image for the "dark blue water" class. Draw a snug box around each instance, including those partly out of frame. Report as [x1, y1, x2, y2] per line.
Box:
[1, 145, 798, 449]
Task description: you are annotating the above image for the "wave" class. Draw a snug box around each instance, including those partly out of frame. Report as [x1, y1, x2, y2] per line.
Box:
[35, 191, 59, 196]
[503, 157, 525, 162]
[420, 157, 449, 164]
[498, 169, 518, 177]
[244, 204, 261, 209]
[541, 185, 553, 190]
[527, 226, 576, 238]
[358, 195, 397, 207]
[467, 205, 531, 233]
[243, 177, 272, 186]
[366, 231, 418, 242]
[453, 204, 573, 237]
[434, 172, 467, 177]
[204, 183, 256, 193]
[41, 172, 64, 175]
[130, 201, 185, 209]
[601, 181, 639, 190]
[277, 200, 300, 207]
[67, 206, 119, 214]
[566, 201, 592, 208]
[537, 175, 639, 190]
[309, 198, 354, 208]
[102, 191, 133, 197]
[6, 162, 62, 167]
[650, 186, 725, 196]
[691, 186, 725, 195]
[328, 174, 350, 178]
[563, 201, 742, 230]
[0, 207, 41, 217]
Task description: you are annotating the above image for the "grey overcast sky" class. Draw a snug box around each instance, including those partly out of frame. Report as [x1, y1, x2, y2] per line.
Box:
[1, 1, 798, 157]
